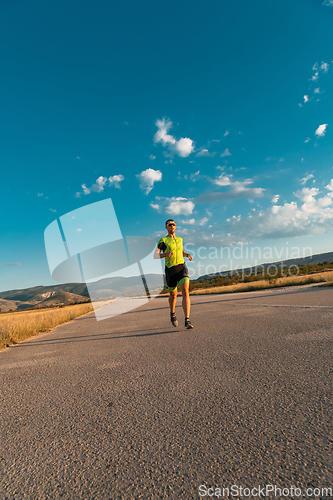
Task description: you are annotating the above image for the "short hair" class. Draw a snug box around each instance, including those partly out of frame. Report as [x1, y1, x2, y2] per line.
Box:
[165, 218, 175, 225]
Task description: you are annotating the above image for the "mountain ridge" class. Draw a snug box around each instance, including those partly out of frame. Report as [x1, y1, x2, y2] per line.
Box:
[1, 251, 332, 312]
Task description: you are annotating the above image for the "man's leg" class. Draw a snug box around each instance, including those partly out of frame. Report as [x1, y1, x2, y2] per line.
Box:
[169, 288, 177, 313]
[180, 280, 193, 329]
[169, 289, 177, 313]
[180, 280, 190, 318]
[169, 289, 178, 327]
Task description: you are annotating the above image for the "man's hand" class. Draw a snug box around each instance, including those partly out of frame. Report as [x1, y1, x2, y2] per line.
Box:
[187, 254, 193, 261]
[167, 252, 174, 258]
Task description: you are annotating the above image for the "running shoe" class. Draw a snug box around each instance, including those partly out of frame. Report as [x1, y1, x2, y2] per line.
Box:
[185, 318, 194, 329]
[170, 313, 178, 327]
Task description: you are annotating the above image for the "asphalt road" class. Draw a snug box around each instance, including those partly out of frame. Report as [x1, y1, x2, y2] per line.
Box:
[0, 286, 332, 499]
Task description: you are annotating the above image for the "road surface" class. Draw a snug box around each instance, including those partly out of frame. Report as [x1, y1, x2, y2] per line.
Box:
[1, 285, 332, 499]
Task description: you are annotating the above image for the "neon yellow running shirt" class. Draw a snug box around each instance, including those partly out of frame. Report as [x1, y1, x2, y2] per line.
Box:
[157, 236, 185, 268]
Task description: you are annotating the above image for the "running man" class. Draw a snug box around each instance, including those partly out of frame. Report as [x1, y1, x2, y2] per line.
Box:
[154, 219, 194, 329]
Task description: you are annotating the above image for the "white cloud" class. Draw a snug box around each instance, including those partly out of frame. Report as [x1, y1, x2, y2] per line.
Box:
[154, 118, 176, 146]
[196, 148, 215, 157]
[190, 170, 200, 182]
[77, 228, 82, 232]
[271, 195, 280, 203]
[301, 174, 314, 185]
[166, 198, 195, 216]
[304, 95, 309, 103]
[325, 179, 333, 193]
[153, 118, 195, 158]
[224, 131, 229, 137]
[322, 0, 333, 6]
[232, 180, 264, 196]
[294, 186, 333, 210]
[315, 123, 328, 137]
[78, 175, 124, 196]
[181, 216, 208, 226]
[162, 179, 333, 248]
[175, 137, 195, 157]
[149, 196, 190, 216]
[136, 168, 162, 195]
[294, 186, 319, 203]
[181, 218, 196, 225]
[304, 137, 311, 143]
[49, 208, 57, 213]
[196, 175, 265, 203]
[307, 60, 330, 92]
[166, 199, 194, 216]
[109, 175, 125, 189]
[265, 157, 285, 163]
[150, 202, 160, 210]
[93, 176, 108, 192]
[226, 183, 333, 241]
[221, 148, 232, 157]
[38, 193, 43, 197]
[156, 178, 333, 246]
[214, 173, 232, 186]
[199, 217, 209, 225]
[152, 195, 196, 215]
[149, 155, 156, 160]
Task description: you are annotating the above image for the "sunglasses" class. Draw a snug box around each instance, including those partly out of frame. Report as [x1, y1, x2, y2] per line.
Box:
[167, 223, 176, 227]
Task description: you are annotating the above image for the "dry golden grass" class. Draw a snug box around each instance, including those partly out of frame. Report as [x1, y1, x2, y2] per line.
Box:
[0, 303, 93, 350]
[190, 270, 333, 295]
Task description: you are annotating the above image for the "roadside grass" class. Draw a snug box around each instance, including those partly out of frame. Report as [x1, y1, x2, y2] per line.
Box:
[189, 270, 333, 295]
[0, 303, 93, 350]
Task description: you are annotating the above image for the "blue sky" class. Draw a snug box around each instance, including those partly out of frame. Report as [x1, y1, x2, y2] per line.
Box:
[1, 0, 333, 291]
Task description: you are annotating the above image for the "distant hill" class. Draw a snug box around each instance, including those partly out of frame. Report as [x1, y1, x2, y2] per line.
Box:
[0, 283, 89, 302]
[195, 251, 333, 281]
[0, 283, 90, 313]
[0, 274, 165, 313]
[18, 291, 90, 311]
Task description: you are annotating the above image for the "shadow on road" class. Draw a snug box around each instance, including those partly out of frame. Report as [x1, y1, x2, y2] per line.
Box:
[10, 329, 179, 348]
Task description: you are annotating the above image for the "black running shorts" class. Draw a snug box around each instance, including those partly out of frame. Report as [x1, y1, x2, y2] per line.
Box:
[165, 263, 189, 291]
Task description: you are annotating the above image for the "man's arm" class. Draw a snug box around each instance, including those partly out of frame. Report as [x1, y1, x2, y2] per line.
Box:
[183, 250, 193, 261]
[154, 240, 173, 260]
[154, 248, 174, 259]
[153, 248, 161, 260]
